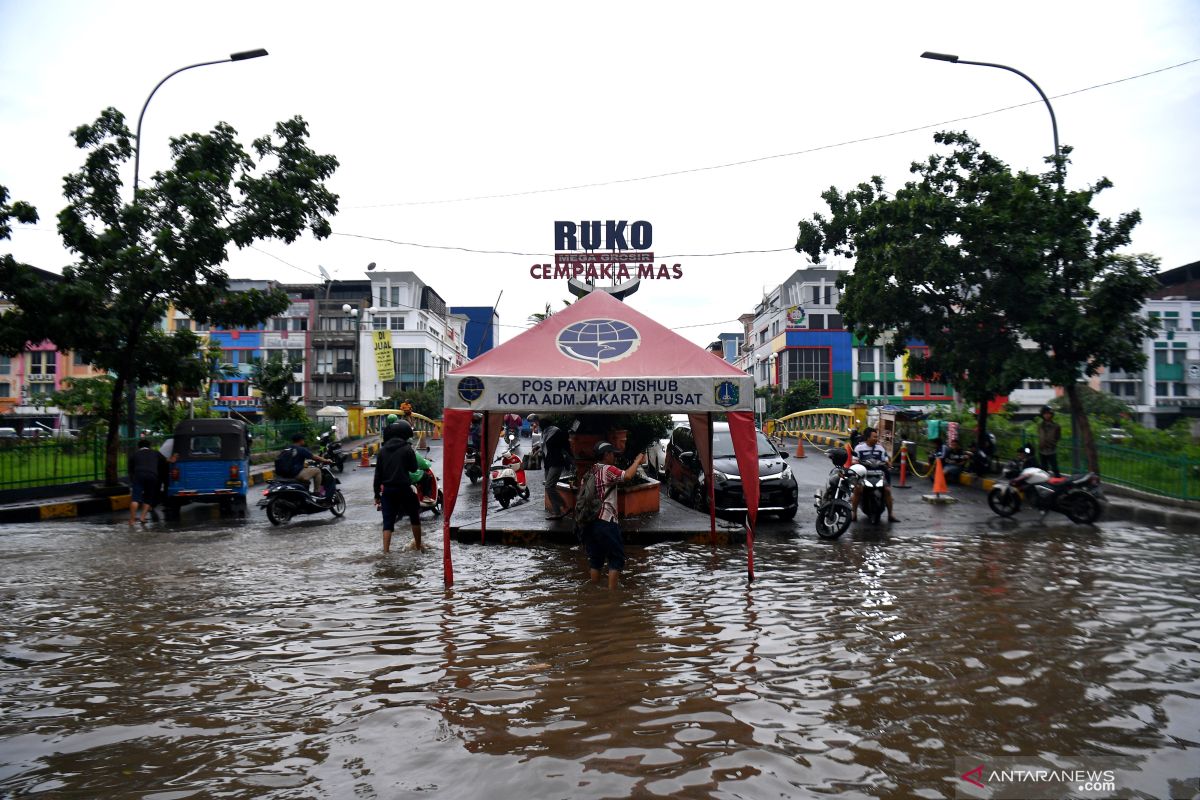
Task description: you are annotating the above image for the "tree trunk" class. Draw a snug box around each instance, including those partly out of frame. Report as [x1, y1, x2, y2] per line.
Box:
[974, 402, 990, 447]
[104, 376, 127, 486]
[1064, 381, 1099, 474]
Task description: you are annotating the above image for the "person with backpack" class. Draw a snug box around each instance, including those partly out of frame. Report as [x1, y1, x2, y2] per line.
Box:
[374, 420, 422, 553]
[576, 441, 645, 589]
[128, 439, 168, 524]
[275, 432, 331, 495]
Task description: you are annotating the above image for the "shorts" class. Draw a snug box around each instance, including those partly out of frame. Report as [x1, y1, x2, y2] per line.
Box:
[131, 475, 158, 504]
[380, 485, 421, 530]
[584, 519, 625, 572]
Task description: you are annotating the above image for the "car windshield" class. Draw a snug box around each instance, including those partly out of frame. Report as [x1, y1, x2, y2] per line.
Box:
[712, 430, 776, 459]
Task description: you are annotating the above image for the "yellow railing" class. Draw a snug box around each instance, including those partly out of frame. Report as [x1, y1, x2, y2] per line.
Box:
[769, 408, 859, 440]
[361, 408, 442, 439]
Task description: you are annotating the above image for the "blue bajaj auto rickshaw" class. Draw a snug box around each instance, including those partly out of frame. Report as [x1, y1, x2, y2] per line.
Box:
[166, 419, 250, 515]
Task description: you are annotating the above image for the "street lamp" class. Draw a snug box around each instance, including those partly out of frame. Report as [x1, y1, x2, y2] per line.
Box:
[919, 51, 1060, 180]
[125, 48, 269, 439]
[921, 51, 1080, 468]
[133, 49, 269, 197]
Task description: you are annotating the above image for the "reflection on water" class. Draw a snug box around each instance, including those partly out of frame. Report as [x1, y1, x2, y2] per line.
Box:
[0, 521, 1197, 798]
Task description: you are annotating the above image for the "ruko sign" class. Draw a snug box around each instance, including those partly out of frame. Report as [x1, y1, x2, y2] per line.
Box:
[530, 219, 683, 281]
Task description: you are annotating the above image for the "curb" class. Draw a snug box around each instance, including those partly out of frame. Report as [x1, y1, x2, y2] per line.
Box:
[0, 469, 274, 525]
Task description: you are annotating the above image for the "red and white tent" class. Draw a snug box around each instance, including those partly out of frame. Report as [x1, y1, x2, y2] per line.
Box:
[440, 290, 760, 586]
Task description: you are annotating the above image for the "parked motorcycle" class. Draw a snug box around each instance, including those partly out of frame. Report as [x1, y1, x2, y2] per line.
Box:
[815, 448, 855, 539]
[987, 446, 1103, 524]
[850, 458, 890, 525]
[464, 444, 483, 485]
[490, 435, 530, 508]
[318, 427, 346, 473]
[259, 462, 346, 525]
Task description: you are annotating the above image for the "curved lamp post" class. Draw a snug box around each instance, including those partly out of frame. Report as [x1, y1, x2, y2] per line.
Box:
[920, 51, 1078, 467]
[126, 49, 268, 439]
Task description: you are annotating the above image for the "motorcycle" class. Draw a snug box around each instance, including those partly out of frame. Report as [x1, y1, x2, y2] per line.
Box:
[464, 444, 483, 485]
[851, 458, 890, 525]
[318, 427, 346, 473]
[259, 461, 346, 525]
[815, 449, 855, 539]
[414, 459, 444, 517]
[490, 435, 530, 508]
[987, 446, 1103, 524]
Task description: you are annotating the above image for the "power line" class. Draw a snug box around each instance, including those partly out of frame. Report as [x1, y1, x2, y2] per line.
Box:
[330, 231, 795, 259]
[347, 57, 1200, 209]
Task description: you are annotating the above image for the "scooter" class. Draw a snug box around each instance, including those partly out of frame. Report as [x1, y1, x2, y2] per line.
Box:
[987, 446, 1103, 524]
[490, 435, 530, 508]
[464, 444, 483, 485]
[414, 460, 444, 517]
[814, 449, 855, 539]
[259, 462, 346, 525]
[851, 458, 889, 525]
[319, 427, 346, 474]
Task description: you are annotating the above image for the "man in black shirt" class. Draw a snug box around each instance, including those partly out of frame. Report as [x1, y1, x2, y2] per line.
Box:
[374, 421, 421, 553]
[129, 439, 167, 524]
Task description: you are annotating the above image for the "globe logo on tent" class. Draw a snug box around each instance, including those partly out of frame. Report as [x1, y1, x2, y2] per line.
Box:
[557, 319, 641, 369]
[457, 376, 485, 403]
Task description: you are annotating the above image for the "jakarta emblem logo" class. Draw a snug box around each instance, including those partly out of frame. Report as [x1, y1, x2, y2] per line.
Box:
[715, 380, 740, 408]
[457, 376, 485, 403]
[557, 319, 640, 370]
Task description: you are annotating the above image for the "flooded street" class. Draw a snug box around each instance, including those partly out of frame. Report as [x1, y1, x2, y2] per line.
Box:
[0, 468, 1198, 798]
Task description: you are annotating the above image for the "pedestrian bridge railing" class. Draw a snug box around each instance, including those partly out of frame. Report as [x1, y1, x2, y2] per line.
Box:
[362, 409, 442, 439]
[768, 409, 856, 441]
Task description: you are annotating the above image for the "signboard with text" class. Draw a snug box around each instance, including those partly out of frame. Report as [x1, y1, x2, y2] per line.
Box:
[373, 330, 394, 382]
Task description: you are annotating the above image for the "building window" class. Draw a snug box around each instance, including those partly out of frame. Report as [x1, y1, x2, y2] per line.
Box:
[176, 319, 192, 331]
[809, 314, 825, 329]
[785, 348, 831, 398]
[812, 286, 820, 304]
[292, 318, 308, 331]
[0, 381, 10, 397]
[373, 315, 388, 330]
[194, 320, 209, 332]
[287, 349, 305, 367]
[0, 355, 9, 375]
[391, 316, 405, 331]
[29, 351, 56, 376]
[28, 382, 52, 398]
[273, 318, 288, 331]
[73, 351, 88, 366]
[216, 382, 236, 397]
[288, 381, 304, 397]
[827, 314, 843, 330]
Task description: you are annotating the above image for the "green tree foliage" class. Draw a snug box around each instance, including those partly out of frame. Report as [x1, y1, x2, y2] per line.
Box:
[0, 108, 338, 483]
[250, 352, 302, 421]
[1049, 385, 1133, 425]
[388, 380, 444, 419]
[779, 380, 821, 416]
[49, 375, 115, 421]
[796, 131, 1159, 472]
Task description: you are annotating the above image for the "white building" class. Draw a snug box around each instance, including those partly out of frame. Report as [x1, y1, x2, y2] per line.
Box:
[357, 271, 469, 404]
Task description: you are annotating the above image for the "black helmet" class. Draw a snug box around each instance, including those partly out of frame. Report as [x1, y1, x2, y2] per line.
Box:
[829, 448, 848, 467]
[1040, 405, 1053, 415]
[472, 412, 483, 422]
[383, 421, 413, 441]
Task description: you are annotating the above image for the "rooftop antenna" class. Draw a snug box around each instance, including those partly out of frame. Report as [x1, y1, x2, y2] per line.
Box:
[318, 265, 332, 299]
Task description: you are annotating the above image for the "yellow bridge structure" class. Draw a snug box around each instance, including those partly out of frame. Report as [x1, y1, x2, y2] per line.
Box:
[766, 407, 866, 448]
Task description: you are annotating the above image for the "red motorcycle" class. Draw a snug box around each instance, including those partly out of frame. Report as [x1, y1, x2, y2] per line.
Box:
[490, 435, 530, 508]
[415, 461, 443, 517]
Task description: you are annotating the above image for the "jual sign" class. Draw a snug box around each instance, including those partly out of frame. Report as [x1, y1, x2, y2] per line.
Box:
[529, 220, 683, 281]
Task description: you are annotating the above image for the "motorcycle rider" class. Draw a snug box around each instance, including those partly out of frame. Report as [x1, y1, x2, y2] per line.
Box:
[468, 412, 483, 450]
[374, 421, 422, 553]
[280, 432, 333, 497]
[850, 427, 900, 523]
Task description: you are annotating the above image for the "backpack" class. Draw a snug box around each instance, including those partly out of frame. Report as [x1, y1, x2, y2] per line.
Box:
[574, 466, 613, 528]
[274, 446, 302, 478]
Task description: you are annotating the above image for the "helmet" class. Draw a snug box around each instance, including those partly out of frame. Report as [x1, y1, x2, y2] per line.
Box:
[594, 441, 618, 458]
[384, 421, 413, 441]
[1040, 405, 1053, 415]
[848, 463, 868, 478]
[386, 413, 399, 424]
[829, 448, 848, 467]
[526, 413, 538, 423]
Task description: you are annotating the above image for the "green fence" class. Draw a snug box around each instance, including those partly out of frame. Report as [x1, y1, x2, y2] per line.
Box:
[0, 422, 313, 492]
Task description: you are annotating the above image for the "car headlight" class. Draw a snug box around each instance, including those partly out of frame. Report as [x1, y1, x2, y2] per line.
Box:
[713, 470, 729, 483]
[782, 466, 794, 482]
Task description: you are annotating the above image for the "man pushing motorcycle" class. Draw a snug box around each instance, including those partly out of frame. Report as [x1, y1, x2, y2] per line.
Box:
[850, 427, 900, 524]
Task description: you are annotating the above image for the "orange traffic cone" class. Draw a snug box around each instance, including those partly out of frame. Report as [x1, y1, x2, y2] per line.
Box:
[931, 457, 948, 496]
[360, 444, 370, 468]
[896, 443, 911, 489]
[793, 435, 806, 458]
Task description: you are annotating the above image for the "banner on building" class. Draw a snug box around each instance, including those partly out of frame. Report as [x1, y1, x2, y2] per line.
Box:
[373, 331, 394, 381]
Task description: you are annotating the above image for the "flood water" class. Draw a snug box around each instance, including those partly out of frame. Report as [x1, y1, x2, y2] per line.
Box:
[0, 493, 1198, 798]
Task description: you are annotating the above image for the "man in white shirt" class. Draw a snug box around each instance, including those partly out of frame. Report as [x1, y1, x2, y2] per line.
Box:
[851, 427, 900, 523]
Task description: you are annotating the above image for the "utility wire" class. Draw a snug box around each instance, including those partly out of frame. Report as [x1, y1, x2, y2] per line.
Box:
[348, 57, 1200, 209]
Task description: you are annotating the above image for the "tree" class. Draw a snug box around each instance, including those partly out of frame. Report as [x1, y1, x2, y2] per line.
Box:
[527, 299, 573, 324]
[49, 375, 115, 422]
[250, 352, 301, 421]
[0, 108, 338, 483]
[779, 379, 821, 416]
[388, 379, 444, 419]
[797, 131, 1158, 472]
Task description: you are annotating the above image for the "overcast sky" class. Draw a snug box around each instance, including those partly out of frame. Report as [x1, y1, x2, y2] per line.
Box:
[2, 1, 1197, 348]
